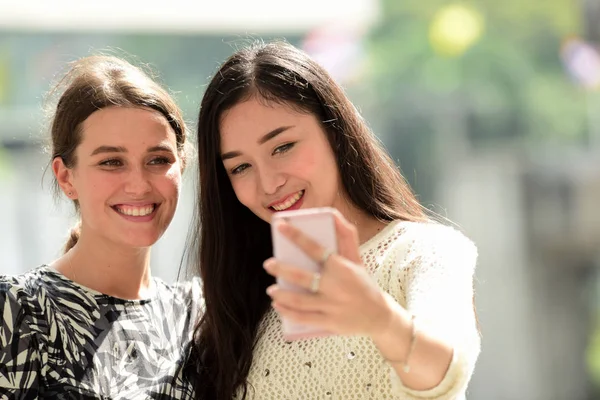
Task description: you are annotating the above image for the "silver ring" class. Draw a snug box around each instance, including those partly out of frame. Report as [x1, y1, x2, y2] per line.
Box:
[310, 272, 321, 293]
[319, 248, 334, 266]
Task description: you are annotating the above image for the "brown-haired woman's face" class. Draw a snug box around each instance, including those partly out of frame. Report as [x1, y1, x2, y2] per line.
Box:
[53, 106, 182, 248]
[219, 97, 343, 223]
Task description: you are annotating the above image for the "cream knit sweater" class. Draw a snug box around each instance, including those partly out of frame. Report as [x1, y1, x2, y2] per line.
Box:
[237, 221, 480, 400]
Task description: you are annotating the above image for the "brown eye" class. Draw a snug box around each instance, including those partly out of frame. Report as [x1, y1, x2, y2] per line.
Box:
[149, 156, 173, 165]
[231, 163, 250, 175]
[99, 158, 123, 167]
[273, 142, 295, 155]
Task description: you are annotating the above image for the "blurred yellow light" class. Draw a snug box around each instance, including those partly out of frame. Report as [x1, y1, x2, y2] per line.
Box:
[429, 4, 484, 57]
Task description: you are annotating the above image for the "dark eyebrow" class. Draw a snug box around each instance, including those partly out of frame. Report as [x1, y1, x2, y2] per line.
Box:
[90, 146, 126, 156]
[91, 144, 175, 157]
[147, 144, 175, 153]
[258, 125, 293, 145]
[221, 125, 294, 161]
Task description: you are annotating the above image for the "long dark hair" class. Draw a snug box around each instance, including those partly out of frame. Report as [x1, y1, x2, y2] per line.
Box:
[187, 41, 427, 399]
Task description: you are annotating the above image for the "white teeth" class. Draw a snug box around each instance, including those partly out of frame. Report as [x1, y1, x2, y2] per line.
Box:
[116, 205, 155, 216]
[272, 191, 303, 211]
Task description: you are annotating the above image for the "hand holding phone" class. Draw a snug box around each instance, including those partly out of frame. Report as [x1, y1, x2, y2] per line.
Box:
[271, 207, 338, 341]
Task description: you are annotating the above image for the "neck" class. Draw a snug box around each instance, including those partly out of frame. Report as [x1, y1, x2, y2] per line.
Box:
[53, 233, 153, 300]
[335, 196, 387, 245]
[353, 210, 387, 245]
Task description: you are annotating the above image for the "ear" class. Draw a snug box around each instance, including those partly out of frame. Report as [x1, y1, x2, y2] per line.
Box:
[52, 157, 78, 200]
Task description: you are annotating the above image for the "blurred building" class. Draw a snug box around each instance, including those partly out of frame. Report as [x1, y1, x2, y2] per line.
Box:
[439, 144, 600, 400]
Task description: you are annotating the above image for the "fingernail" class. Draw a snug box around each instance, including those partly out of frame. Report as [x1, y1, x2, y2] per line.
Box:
[277, 220, 289, 231]
[263, 258, 275, 270]
[278, 222, 291, 233]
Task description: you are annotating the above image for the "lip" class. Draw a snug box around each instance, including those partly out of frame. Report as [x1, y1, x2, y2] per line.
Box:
[267, 190, 304, 209]
[273, 194, 304, 212]
[111, 203, 160, 222]
[111, 202, 157, 207]
[267, 190, 305, 213]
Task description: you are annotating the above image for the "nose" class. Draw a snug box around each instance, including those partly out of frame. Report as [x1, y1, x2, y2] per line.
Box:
[123, 166, 152, 197]
[257, 165, 286, 195]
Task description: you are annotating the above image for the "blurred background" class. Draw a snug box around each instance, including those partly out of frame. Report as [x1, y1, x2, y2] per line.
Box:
[1, 0, 599, 398]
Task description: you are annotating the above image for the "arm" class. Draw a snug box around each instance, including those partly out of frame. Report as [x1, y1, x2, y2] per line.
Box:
[264, 217, 480, 400]
[374, 224, 480, 399]
[0, 279, 43, 398]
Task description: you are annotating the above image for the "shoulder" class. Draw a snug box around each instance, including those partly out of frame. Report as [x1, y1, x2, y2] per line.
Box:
[0, 265, 99, 327]
[0, 266, 54, 338]
[402, 221, 476, 254]
[396, 221, 478, 273]
[0, 266, 49, 310]
[369, 220, 476, 256]
[365, 220, 477, 273]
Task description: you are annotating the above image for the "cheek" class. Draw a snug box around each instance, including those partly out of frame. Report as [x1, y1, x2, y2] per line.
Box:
[293, 144, 340, 193]
[285, 148, 320, 179]
[75, 172, 117, 203]
[73, 173, 118, 225]
[161, 167, 182, 198]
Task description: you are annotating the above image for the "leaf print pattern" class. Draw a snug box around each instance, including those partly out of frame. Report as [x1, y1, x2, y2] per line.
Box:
[0, 266, 202, 400]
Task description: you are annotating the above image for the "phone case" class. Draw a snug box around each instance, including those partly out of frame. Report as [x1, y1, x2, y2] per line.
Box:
[271, 207, 338, 341]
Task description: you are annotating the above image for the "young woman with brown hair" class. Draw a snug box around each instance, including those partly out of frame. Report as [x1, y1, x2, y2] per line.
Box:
[0, 55, 200, 399]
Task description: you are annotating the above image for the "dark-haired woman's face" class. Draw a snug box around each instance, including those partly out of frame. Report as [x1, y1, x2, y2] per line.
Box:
[219, 98, 343, 223]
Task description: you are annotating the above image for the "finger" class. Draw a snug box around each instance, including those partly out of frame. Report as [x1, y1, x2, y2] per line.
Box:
[263, 258, 316, 291]
[277, 221, 328, 263]
[332, 211, 362, 264]
[266, 285, 323, 312]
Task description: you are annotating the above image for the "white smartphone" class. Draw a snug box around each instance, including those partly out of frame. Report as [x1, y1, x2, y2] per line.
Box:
[271, 207, 338, 341]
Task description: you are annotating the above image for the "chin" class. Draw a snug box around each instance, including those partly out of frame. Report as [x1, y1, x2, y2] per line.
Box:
[120, 232, 163, 249]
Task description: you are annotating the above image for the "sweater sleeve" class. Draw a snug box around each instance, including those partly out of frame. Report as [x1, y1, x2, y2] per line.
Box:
[0, 278, 45, 399]
[388, 223, 481, 400]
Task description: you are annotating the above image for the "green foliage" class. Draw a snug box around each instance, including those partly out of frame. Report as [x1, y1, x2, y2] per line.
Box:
[363, 0, 587, 144]
[587, 314, 600, 390]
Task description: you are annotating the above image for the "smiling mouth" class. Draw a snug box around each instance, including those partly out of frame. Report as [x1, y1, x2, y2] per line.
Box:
[270, 190, 304, 211]
[112, 204, 157, 217]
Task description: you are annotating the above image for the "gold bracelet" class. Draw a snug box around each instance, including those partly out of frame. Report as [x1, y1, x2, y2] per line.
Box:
[385, 314, 417, 373]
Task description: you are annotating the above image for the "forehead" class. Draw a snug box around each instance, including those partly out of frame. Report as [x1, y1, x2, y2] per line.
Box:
[80, 106, 176, 148]
[220, 98, 313, 145]
[222, 98, 297, 125]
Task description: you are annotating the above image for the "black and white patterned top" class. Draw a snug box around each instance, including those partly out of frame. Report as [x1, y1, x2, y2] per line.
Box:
[0, 266, 203, 400]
